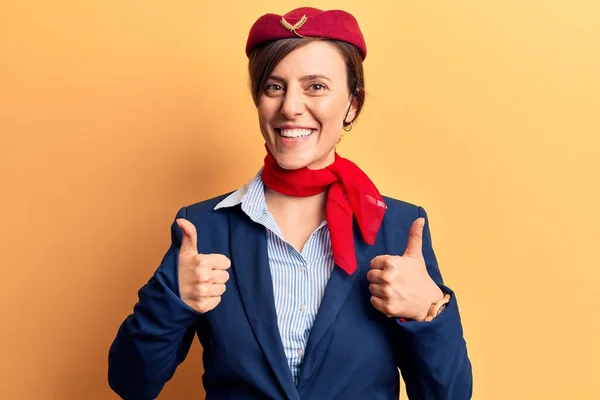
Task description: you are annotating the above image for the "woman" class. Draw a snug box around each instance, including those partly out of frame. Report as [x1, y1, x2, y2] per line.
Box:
[109, 7, 473, 400]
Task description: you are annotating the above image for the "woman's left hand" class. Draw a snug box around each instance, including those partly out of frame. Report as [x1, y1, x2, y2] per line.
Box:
[367, 217, 444, 321]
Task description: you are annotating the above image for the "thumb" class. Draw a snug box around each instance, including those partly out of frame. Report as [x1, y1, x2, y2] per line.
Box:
[403, 217, 425, 257]
[176, 218, 198, 255]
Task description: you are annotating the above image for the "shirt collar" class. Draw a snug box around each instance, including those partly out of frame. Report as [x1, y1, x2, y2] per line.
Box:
[214, 167, 328, 237]
[214, 168, 269, 224]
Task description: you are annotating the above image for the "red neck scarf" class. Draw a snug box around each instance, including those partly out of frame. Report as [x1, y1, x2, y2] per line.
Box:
[261, 146, 387, 274]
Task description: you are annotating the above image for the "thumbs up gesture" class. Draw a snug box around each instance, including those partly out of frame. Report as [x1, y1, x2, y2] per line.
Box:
[367, 218, 444, 321]
[176, 218, 231, 313]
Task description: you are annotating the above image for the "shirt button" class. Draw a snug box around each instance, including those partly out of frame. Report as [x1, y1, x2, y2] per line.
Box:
[299, 304, 306, 312]
[299, 267, 306, 273]
[297, 348, 304, 356]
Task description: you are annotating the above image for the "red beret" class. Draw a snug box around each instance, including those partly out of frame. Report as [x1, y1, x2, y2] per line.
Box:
[246, 7, 367, 60]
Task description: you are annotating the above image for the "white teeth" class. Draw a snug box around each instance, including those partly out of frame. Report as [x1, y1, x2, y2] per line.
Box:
[279, 128, 313, 138]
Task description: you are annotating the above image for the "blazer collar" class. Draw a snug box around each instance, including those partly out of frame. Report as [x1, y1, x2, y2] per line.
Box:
[297, 219, 368, 386]
[229, 208, 300, 400]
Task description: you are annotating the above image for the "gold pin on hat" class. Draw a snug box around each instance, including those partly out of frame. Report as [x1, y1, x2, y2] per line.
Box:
[280, 14, 307, 37]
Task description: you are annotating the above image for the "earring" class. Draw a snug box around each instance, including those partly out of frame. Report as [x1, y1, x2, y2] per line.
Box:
[343, 122, 354, 132]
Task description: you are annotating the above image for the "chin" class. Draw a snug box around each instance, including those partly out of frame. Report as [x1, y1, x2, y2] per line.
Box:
[276, 151, 335, 170]
[265, 136, 336, 170]
[273, 153, 312, 170]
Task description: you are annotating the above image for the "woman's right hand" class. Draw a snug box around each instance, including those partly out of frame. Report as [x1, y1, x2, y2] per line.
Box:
[175, 218, 231, 313]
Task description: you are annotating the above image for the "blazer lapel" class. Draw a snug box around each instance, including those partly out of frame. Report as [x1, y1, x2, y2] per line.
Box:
[298, 220, 370, 383]
[229, 210, 299, 400]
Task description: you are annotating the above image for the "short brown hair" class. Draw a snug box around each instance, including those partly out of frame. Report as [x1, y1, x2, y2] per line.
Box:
[248, 38, 365, 128]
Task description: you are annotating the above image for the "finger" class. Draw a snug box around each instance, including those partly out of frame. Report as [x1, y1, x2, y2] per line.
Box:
[192, 254, 231, 274]
[195, 296, 221, 313]
[200, 254, 231, 270]
[366, 269, 386, 284]
[209, 270, 230, 284]
[404, 217, 425, 257]
[177, 218, 198, 255]
[370, 255, 394, 270]
[368, 283, 386, 298]
[209, 283, 227, 297]
[369, 296, 389, 316]
[191, 260, 212, 282]
[194, 283, 227, 298]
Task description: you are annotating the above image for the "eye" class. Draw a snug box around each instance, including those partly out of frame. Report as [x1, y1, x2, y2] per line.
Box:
[309, 83, 327, 91]
[265, 83, 284, 93]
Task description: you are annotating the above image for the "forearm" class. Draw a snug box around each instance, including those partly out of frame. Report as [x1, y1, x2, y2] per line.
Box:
[394, 287, 473, 400]
[108, 244, 201, 399]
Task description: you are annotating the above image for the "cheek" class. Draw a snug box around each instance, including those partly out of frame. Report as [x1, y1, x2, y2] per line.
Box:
[257, 106, 268, 125]
[310, 97, 347, 125]
[257, 110, 268, 128]
[256, 106, 271, 140]
[257, 97, 278, 121]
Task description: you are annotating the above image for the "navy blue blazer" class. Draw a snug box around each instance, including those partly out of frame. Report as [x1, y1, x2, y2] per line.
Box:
[108, 194, 472, 399]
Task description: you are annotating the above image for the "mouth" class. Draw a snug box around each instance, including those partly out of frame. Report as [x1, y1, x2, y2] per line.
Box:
[276, 128, 316, 139]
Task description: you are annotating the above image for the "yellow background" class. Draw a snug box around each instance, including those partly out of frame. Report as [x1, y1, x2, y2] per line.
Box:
[1, 0, 599, 399]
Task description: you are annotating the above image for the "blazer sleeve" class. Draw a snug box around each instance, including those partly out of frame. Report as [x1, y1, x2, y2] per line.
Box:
[393, 206, 473, 400]
[108, 207, 202, 400]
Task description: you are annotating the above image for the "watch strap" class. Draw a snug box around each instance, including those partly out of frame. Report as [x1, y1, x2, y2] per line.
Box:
[424, 293, 451, 322]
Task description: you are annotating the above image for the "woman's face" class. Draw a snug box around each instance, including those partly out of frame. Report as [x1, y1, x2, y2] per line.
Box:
[258, 41, 357, 170]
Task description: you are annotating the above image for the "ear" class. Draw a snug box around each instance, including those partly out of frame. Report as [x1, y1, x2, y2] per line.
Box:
[344, 93, 359, 125]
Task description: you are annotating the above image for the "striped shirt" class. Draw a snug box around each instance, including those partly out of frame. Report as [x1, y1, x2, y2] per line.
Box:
[214, 169, 335, 384]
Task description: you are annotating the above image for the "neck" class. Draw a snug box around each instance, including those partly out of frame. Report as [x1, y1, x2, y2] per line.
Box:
[264, 187, 327, 223]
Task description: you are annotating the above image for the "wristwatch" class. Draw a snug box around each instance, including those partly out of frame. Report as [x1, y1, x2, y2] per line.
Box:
[424, 293, 451, 322]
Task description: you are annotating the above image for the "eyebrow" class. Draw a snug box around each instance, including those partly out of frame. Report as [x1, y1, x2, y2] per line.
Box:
[268, 74, 332, 83]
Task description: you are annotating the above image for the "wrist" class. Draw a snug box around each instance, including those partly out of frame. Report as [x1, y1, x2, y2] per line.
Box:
[415, 287, 444, 321]
[424, 292, 451, 322]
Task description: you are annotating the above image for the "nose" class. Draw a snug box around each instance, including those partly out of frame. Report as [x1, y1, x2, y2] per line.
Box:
[280, 86, 305, 119]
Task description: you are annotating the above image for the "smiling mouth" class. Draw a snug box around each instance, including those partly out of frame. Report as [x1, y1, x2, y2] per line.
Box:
[277, 128, 315, 138]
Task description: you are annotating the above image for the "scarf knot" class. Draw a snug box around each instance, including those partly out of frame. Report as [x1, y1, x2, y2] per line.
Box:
[261, 147, 386, 274]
